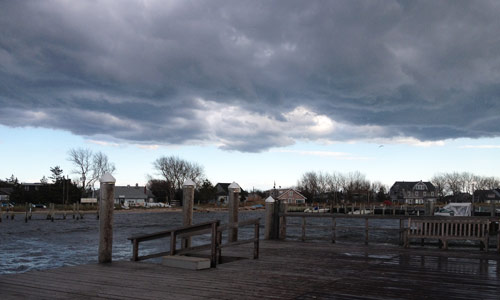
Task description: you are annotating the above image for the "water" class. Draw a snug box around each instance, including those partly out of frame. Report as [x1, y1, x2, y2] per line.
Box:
[1, 211, 410, 275]
[0, 210, 265, 274]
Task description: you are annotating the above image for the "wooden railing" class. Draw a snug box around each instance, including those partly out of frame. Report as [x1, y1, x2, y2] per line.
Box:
[128, 220, 220, 267]
[279, 212, 407, 245]
[217, 218, 260, 262]
[127, 218, 260, 268]
[279, 212, 500, 252]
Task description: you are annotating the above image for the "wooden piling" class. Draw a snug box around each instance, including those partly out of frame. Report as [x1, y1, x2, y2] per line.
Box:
[399, 218, 404, 245]
[72, 203, 76, 219]
[301, 216, 306, 242]
[365, 218, 369, 245]
[98, 173, 116, 264]
[265, 197, 275, 239]
[228, 182, 241, 243]
[331, 217, 336, 243]
[0, 206, 2, 223]
[279, 202, 287, 240]
[25, 203, 29, 223]
[182, 179, 195, 249]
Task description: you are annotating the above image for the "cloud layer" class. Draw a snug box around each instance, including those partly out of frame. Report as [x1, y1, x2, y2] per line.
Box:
[1, 0, 500, 151]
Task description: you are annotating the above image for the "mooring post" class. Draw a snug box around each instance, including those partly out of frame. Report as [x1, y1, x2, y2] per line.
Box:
[72, 203, 76, 219]
[228, 182, 241, 243]
[25, 203, 28, 223]
[0, 206, 3, 223]
[265, 196, 275, 239]
[279, 202, 288, 240]
[182, 179, 195, 249]
[98, 173, 116, 264]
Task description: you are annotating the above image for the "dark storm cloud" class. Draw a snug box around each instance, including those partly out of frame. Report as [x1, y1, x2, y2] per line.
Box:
[1, 0, 500, 151]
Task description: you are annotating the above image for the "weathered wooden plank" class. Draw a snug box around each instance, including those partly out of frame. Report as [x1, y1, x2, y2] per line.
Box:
[1, 240, 499, 300]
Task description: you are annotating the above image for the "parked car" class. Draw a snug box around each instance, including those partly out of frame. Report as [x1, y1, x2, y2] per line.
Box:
[435, 208, 454, 216]
[32, 204, 47, 209]
[1, 202, 14, 208]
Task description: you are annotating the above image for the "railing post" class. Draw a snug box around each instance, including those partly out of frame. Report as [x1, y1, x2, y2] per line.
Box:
[170, 231, 177, 256]
[182, 179, 195, 249]
[254, 220, 260, 259]
[228, 182, 241, 243]
[132, 239, 139, 261]
[211, 221, 219, 268]
[265, 196, 275, 239]
[98, 173, 116, 264]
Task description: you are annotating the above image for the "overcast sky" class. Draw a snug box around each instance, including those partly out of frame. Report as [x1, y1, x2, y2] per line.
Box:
[1, 1, 499, 189]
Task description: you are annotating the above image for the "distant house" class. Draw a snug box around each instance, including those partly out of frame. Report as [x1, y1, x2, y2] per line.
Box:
[215, 183, 230, 205]
[21, 183, 43, 192]
[0, 187, 12, 202]
[111, 184, 154, 207]
[214, 183, 246, 205]
[389, 181, 437, 204]
[275, 188, 306, 205]
[474, 189, 500, 203]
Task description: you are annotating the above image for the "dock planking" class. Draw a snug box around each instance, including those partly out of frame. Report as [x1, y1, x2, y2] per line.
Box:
[1, 240, 499, 299]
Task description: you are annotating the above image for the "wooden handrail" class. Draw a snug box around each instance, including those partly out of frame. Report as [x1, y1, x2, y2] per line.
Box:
[128, 220, 220, 265]
[280, 212, 499, 251]
[128, 218, 261, 266]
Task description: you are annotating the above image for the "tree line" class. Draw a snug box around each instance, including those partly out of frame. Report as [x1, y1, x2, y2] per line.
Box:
[296, 171, 387, 203]
[4, 148, 499, 205]
[295, 170, 500, 203]
[431, 172, 500, 198]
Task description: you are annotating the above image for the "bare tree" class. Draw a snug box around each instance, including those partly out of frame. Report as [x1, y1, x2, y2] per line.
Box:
[68, 148, 92, 192]
[88, 151, 116, 188]
[153, 156, 205, 202]
[68, 148, 116, 194]
[431, 173, 447, 199]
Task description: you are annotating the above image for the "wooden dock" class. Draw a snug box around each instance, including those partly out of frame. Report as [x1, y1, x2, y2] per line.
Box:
[1, 240, 499, 299]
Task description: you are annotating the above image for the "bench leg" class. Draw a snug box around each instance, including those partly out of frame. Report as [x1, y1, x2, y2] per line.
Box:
[443, 239, 448, 250]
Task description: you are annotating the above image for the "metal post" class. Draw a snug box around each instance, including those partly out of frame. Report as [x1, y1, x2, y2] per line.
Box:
[182, 179, 195, 249]
[98, 173, 116, 263]
[228, 182, 241, 243]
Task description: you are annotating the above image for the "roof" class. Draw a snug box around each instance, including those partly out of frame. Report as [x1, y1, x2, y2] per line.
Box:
[390, 181, 436, 192]
[113, 185, 152, 199]
[276, 188, 307, 200]
[215, 183, 230, 196]
[0, 187, 13, 195]
[474, 189, 500, 201]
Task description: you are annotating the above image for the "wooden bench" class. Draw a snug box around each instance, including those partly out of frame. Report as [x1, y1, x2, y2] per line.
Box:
[404, 218, 490, 251]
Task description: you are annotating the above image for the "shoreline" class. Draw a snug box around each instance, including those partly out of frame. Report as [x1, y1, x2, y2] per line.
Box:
[1, 206, 265, 215]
